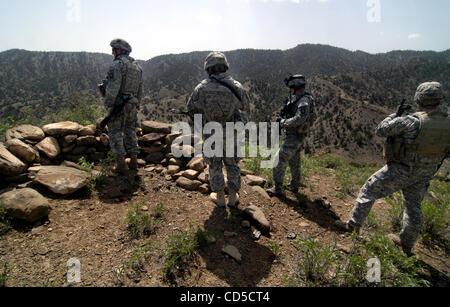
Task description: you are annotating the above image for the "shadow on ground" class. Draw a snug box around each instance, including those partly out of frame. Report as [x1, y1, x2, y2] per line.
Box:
[198, 205, 275, 287]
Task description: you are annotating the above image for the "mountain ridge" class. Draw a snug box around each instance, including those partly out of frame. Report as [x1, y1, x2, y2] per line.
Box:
[1, 43, 449, 162]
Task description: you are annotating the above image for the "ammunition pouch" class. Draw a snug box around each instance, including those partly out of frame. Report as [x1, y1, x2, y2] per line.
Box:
[383, 138, 406, 163]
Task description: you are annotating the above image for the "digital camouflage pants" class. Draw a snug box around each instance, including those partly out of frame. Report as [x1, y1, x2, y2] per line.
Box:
[273, 134, 304, 191]
[108, 100, 139, 157]
[206, 156, 241, 193]
[349, 162, 437, 250]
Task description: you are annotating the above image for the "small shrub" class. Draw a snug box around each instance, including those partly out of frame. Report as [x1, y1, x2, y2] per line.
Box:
[339, 232, 430, 287]
[151, 203, 165, 219]
[268, 241, 283, 260]
[164, 227, 201, 281]
[125, 202, 160, 239]
[290, 238, 340, 286]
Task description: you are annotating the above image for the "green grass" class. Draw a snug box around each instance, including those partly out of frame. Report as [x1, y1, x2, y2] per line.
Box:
[125, 202, 162, 239]
[126, 241, 155, 269]
[78, 152, 117, 190]
[163, 226, 205, 281]
[0, 263, 12, 287]
[421, 180, 449, 251]
[287, 232, 430, 287]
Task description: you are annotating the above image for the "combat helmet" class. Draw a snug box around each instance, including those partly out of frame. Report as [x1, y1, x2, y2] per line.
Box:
[284, 75, 306, 90]
[110, 38, 132, 54]
[204, 52, 229, 72]
[414, 82, 444, 106]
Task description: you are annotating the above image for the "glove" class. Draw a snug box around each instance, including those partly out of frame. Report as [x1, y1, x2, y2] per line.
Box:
[396, 104, 412, 117]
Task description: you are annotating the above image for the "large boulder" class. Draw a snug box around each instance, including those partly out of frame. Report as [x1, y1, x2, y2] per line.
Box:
[5, 125, 45, 143]
[141, 121, 173, 135]
[0, 143, 27, 176]
[33, 166, 89, 195]
[0, 188, 50, 222]
[42, 121, 82, 137]
[5, 139, 40, 163]
[35, 137, 61, 159]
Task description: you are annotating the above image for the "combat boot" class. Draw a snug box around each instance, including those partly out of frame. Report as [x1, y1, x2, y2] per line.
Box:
[334, 220, 360, 234]
[211, 191, 226, 208]
[129, 154, 138, 170]
[266, 186, 284, 198]
[387, 234, 413, 257]
[228, 190, 239, 208]
[116, 156, 129, 175]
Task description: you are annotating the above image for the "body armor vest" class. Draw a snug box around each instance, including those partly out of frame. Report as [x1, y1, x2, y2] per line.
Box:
[119, 56, 142, 96]
[384, 109, 450, 164]
[406, 111, 450, 157]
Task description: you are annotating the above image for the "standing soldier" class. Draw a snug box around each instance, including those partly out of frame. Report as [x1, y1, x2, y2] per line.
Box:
[100, 39, 143, 175]
[267, 75, 316, 197]
[336, 82, 450, 256]
[187, 52, 249, 208]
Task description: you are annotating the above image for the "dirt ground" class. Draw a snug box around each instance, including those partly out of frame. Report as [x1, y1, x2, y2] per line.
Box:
[1, 165, 449, 287]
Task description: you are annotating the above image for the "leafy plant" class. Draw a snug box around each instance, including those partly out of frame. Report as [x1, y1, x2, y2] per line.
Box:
[164, 226, 202, 281]
[125, 202, 160, 239]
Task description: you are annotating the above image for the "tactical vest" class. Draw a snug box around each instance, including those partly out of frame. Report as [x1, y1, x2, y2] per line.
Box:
[384, 110, 450, 164]
[119, 56, 142, 96]
[405, 111, 450, 158]
[285, 93, 315, 135]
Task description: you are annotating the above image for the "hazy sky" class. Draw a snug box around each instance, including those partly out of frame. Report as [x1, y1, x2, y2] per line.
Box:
[1, 0, 449, 60]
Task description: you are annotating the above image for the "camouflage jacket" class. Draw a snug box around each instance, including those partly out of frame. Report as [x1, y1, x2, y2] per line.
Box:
[104, 54, 143, 109]
[187, 73, 250, 126]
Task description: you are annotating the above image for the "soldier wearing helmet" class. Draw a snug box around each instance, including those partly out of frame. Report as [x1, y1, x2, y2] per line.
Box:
[336, 82, 450, 256]
[101, 38, 143, 175]
[187, 51, 250, 208]
[266, 74, 316, 197]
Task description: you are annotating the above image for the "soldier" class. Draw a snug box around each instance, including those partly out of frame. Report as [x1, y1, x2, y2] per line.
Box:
[186, 52, 249, 208]
[266, 75, 316, 197]
[335, 82, 450, 256]
[101, 39, 143, 175]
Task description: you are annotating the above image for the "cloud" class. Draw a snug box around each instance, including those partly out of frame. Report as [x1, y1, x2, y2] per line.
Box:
[408, 33, 421, 40]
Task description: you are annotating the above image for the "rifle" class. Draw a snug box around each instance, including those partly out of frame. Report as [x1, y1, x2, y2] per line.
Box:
[100, 94, 134, 130]
[384, 98, 411, 162]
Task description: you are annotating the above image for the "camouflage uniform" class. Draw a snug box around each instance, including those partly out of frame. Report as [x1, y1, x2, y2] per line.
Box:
[347, 82, 449, 252]
[104, 52, 143, 158]
[187, 52, 249, 194]
[271, 77, 316, 194]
